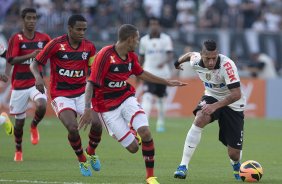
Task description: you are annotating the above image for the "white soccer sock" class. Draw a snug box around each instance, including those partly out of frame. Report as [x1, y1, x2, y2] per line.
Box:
[141, 93, 153, 118]
[156, 98, 165, 128]
[0, 115, 6, 125]
[180, 124, 203, 167]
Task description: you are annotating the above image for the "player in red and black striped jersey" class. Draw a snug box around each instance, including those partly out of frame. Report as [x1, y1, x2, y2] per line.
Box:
[30, 14, 102, 177]
[79, 24, 187, 184]
[5, 8, 51, 162]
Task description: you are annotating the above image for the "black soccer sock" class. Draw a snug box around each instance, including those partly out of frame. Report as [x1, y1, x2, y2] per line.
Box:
[68, 133, 86, 162]
[142, 139, 155, 178]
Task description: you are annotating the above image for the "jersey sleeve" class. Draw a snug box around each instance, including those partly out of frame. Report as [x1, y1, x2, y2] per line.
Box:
[35, 39, 57, 65]
[132, 53, 144, 75]
[190, 52, 201, 68]
[88, 49, 110, 87]
[222, 60, 241, 89]
[139, 37, 145, 55]
[6, 34, 20, 63]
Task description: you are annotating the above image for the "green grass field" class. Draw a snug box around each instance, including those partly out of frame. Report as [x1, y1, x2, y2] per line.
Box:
[0, 117, 281, 184]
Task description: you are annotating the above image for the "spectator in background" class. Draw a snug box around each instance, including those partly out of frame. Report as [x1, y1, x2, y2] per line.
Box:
[245, 52, 278, 79]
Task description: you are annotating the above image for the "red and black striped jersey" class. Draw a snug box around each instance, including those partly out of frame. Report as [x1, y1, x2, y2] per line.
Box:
[35, 34, 96, 99]
[89, 45, 144, 112]
[6, 31, 51, 89]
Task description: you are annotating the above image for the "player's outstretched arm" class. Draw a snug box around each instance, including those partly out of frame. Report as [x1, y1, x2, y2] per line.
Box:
[137, 70, 187, 87]
[78, 81, 94, 131]
[174, 52, 194, 70]
[30, 60, 45, 94]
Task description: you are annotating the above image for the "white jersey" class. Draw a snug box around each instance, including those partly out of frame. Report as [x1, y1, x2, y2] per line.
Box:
[189, 52, 246, 111]
[139, 33, 173, 78]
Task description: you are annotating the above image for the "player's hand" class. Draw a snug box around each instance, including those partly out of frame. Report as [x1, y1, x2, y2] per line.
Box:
[175, 64, 184, 70]
[35, 77, 45, 94]
[78, 108, 93, 131]
[201, 104, 216, 115]
[0, 73, 8, 82]
[167, 79, 187, 86]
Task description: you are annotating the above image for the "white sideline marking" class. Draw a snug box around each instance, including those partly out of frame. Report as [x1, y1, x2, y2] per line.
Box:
[0, 179, 87, 184]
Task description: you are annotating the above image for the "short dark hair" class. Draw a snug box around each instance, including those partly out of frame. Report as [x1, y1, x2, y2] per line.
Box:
[68, 14, 87, 27]
[203, 40, 217, 51]
[21, 8, 36, 19]
[118, 24, 138, 41]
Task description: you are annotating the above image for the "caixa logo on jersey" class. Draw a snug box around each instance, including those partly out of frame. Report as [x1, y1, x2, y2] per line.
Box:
[58, 68, 84, 78]
[22, 58, 35, 65]
[108, 81, 127, 88]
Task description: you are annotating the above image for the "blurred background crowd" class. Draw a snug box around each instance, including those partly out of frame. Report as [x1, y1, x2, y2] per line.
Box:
[0, 0, 282, 78]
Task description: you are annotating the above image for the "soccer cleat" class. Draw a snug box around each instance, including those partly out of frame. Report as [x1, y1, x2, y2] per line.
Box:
[174, 165, 188, 179]
[85, 151, 101, 171]
[30, 126, 40, 145]
[129, 125, 142, 145]
[1, 112, 14, 135]
[146, 177, 160, 184]
[79, 161, 92, 176]
[232, 162, 241, 180]
[14, 151, 23, 162]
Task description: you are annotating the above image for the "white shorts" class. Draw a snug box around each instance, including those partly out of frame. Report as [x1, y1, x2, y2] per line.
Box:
[51, 94, 85, 117]
[9, 86, 47, 116]
[99, 96, 149, 147]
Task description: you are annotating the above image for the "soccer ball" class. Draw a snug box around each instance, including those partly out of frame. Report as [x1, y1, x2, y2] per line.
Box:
[239, 160, 263, 182]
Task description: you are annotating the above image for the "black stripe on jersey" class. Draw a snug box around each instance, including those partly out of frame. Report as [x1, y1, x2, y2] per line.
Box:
[103, 84, 130, 99]
[56, 51, 90, 61]
[227, 82, 240, 89]
[96, 48, 115, 85]
[109, 62, 134, 73]
[15, 72, 43, 80]
[56, 82, 86, 90]
[39, 37, 68, 64]
[19, 41, 48, 50]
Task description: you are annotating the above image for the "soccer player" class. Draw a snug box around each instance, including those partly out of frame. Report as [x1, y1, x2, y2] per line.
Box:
[139, 17, 174, 132]
[30, 14, 102, 177]
[0, 44, 13, 135]
[5, 8, 51, 162]
[173, 40, 246, 180]
[79, 24, 186, 184]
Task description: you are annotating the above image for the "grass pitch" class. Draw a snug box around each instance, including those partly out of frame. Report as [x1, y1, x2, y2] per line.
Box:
[0, 117, 281, 184]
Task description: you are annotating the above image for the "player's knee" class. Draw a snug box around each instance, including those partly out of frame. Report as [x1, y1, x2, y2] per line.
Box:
[137, 126, 151, 142]
[194, 111, 210, 128]
[36, 100, 47, 113]
[67, 123, 79, 134]
[126, 142, 139, 153]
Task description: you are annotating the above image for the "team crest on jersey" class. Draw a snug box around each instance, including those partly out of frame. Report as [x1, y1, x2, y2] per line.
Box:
[60, 44, 66, 50]
[110, 56, 116, 63]
[17, 34, 23, 40]
[37, 42, 43, 48]
[82, 52, 88, 60]
[128, 63, 132, 71]
[206, 73, 211, 81]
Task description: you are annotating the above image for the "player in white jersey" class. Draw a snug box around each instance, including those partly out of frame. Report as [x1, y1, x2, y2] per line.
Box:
[173, 40, 246, 180]
[139, 17, 174, 132]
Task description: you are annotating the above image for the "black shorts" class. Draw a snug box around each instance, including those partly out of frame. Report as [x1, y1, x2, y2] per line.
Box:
[193, 95, 244, 150]
[143, 81, 167, 98]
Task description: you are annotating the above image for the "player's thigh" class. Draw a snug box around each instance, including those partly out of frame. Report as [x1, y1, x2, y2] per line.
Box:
[100, 107, 135, 148]
[29, 86, 47, 102]
[219, 107, 244, 150]
[9, 89, 30, 115]
[121, 96, 148, 130]
[51, 97, 77, 117]
[74, 94, 86, 116]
